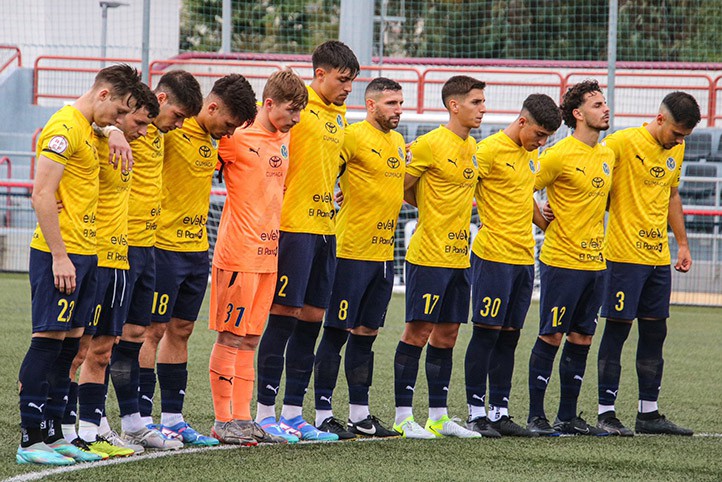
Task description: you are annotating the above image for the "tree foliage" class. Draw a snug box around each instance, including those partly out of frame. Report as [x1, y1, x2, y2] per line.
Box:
[181, 0, 722, 62]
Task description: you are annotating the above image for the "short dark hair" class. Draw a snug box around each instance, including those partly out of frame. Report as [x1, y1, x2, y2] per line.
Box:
[365, 77, 402, 98]
[312, 40, 360, 79]
[156, 70, 203, 117]
[522, 94, 562, 132]
[560, 79, 603, 129]
[441, 75, 486, 109]
[210, 74, 258, 128]
[262, 68, 308, 110]
[132, 82, 160, 118]
[662, 91, 701, 129]
[94, 64, 141, 106]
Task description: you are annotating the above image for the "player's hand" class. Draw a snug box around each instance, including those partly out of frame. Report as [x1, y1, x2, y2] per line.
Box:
[52, 253, 76, 294]
[335, 189, 344, 206]
[674, 245, 692, 273]
[542, 201, 555, 221]
[108, 130, 133, 172]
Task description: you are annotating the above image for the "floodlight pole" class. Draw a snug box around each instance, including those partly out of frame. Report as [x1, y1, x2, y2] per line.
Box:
[221, 0, 232, 54]
[100, 1, 128, 68]
[141, 0, 151, 84]
[607, 0, 618, 131]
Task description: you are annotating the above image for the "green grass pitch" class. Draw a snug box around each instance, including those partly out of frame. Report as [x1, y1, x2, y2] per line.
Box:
[1, 273, 721, 481]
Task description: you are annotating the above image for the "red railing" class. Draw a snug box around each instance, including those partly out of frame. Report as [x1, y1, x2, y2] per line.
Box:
[30, 55, 722, 125]
[33, 55, 142, 104]
[0, 157, 13, 227]
[564, 71, 715, 126]
[0, 45, 22, 74]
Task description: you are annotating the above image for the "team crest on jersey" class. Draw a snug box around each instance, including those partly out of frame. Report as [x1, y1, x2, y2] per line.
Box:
[210, 138, 218, 149]
[398, 146, 404, 159]
[666, 157, 676, 171]
[602, 162, 611, 176]
[280, 144, 289, 159]
[47, 135, 69, 154]
[336, 114, 343, 128]
[405, 149, 413, 164]
[471, 155, 478, 168]
[528, 159, 536, 173]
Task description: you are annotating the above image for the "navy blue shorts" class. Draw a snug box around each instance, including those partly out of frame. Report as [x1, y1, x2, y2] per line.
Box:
[405, 262, 470, 324]
[125, 246, 156, 327]
[470, 254, 533, 329]
[538, 261, 605, 336]
[600, 261, 671, 320]
[273, 231, 336, 309]
[29, 248, 98, 333]
[151, 248, 209, 323]
[85, 267, 130, 337]
[325, 258, 394, 330]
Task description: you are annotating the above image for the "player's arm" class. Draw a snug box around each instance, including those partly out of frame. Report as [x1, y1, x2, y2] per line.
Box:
[404, 173, 419, 207]
[668, 186, 691, 272]
[95, 124, 134, 172]
[532, 199, 549, 231]
[32, 155, 76, 294]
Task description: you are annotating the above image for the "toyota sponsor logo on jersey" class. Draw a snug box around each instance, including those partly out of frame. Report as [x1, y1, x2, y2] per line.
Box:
[198, 145, 212, 158]
[387, 157, 401, 169]
[591, 177, 605, 188]
[325, 122, 338, 134]
[463, 168, 475, 180]
[269, 155, 283, 168]
[650, 166, 666, 178]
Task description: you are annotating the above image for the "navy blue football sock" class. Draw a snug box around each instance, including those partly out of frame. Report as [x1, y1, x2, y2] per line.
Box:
[488, 329, 521, 408]
[157, 362, 187, 415]
[637, 319, 667, 402]
[313, 327, 348, 410]
[256, 315, 296, 406]
[44, 336, 80, 438]
[464, 326, 499, 408]
[62, 381, 79, 425]
[110, 340, 142, 417]
[426, 344, 453, 409]
[394, 341, 422, 408]
[18, 337, 62, 440]
[345, 333, 376, 406]
[283, 321, 321, 407]
[557, 341, 590, 422]
[138, 368, 156, 418]
[597, 320, 631, 406]
[528, 338, 558, 421]
[78, 382, 106, 429]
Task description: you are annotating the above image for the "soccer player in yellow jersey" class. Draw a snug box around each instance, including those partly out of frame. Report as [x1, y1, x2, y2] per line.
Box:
[527, 80, 614, 436]
[463, 94, 561, 438]
[139, 75, 257, 446]
[255, 41, 359, 442]
[312, 78, 405, 439]
[71, 85, 160, 459]
[392, 75, 486, 440]
[17, 65, 142, 466]
[595, 92, 700, 436]
[208, 69, 307, 446]
[106, 71, 203, 450]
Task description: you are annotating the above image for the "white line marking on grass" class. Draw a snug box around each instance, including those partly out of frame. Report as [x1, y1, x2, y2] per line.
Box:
[5, 433, 720, 481]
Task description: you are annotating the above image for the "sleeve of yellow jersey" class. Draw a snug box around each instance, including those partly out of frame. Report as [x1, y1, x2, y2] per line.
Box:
[475, 140, 494, 179]
[405, 137, 434, 178]
[673, 144, 685, 187]
[601, 131, 623, 167]
[340, 125, 356, 168]
[39, 120, 80, 166]
[534, 146, 563, 191]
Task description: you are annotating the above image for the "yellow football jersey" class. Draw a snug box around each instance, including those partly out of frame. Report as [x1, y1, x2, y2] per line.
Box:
[603, 125, 684, 265]
[472, 130, 538, 265]
[280, 85, 346, 235]
[127, 123, 164, 247]
[534, 135, 614, 271]
[95, 137, 131, 269]
[405, 126, 478, 269]
[155, 117, 217, 252]
[336, 120, 406, 261]
[31, 106, 99, 255]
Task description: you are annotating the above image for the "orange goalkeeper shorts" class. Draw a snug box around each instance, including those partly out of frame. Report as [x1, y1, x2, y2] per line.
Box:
[209, 267, 276, 337]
